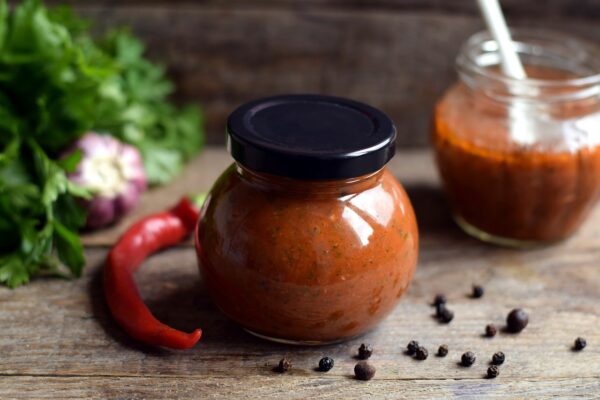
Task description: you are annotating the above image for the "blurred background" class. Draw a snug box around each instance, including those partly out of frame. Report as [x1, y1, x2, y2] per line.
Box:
[52, 0, 600, 147]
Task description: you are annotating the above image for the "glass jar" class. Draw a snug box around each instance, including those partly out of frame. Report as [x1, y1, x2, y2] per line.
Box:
[433, 29, 600, 246]
[195, 95, 419, 344]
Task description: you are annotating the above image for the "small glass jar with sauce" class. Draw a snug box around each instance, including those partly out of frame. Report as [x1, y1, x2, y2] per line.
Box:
[196, 95, 418, 344]
[433, 29, 600, 246]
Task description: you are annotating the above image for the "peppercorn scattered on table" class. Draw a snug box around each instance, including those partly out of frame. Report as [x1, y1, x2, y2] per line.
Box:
[1, 148, 599, 399]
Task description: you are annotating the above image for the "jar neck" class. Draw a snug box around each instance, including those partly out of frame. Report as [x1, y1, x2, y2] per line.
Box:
[456, 29, 600, 105]
[235, 163, 384, 196]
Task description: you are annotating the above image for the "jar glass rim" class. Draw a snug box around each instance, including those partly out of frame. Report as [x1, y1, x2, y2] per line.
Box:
[234, 162, 386, 196]
[456, 28, 600, 90]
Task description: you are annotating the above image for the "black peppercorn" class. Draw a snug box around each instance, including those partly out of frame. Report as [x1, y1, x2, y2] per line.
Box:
[472, 285, 484, 298]
[433, 294, 447, 307]
[407, 340, 419, 355]
[492, 351, 505, 365]
[438, 307, 454, 323]
[574, 337, 587, 351]
[354, 361, 376, 381]
[461, 351, 476, 367]
[506, 308, 529, 333]
[318, 357, 334, 372]
[437, 344, 449, 357]
[487, 365, 500, 379]
[415, 346, 429, 360]
[277, 357, 292, 372]
[435, 303, 447, 317]
[485, 324, 497, 337]
[358, 343, 373, 360]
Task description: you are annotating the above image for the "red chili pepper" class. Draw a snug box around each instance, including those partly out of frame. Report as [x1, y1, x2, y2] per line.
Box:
[104, 197, 202, 349]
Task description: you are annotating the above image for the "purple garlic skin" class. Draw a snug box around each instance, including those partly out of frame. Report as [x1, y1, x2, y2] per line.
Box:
[66, 132, 147, 230]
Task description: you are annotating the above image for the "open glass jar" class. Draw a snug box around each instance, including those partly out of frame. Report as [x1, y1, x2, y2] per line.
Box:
[196, 95, 418, 344]
[433, 29, 600, 246]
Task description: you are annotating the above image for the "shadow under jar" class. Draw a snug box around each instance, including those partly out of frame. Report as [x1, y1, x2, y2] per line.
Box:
[196, 95, 418, 344]
[433, 29, 600, 247]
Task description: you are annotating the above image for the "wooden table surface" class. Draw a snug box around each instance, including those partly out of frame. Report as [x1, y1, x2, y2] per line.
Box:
[1, 148, 599, 399]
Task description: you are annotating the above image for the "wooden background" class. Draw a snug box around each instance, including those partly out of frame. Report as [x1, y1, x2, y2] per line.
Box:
[52, 0, 600, 146]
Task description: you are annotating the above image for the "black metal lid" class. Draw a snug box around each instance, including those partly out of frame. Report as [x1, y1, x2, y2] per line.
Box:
[226, 94, 396, 180]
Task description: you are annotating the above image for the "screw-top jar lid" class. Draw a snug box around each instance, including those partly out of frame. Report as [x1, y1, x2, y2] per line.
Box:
[226, 94, 396, 180]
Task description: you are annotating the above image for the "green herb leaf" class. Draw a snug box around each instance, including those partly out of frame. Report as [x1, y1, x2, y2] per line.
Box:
[53, 220, 85, 277]
[56, 148, 82, 173]
[0, 254, 30, 288]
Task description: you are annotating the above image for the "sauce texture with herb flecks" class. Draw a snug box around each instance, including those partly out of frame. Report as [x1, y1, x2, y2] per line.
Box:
[433, 65, 600, 243]
[196, 164, 418, 343]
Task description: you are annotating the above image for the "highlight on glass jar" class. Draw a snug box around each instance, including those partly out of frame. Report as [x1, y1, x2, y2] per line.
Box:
[195, 95, 419, 344]
[432, 29, 600, 247]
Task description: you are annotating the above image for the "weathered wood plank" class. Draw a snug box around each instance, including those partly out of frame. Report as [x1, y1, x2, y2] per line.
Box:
[2, 241, 599, 380]
[1, 376, 599, 399]
[1, 243, 600, 397]
[60, 7, 599, 146]
[53, 0, 600, 20]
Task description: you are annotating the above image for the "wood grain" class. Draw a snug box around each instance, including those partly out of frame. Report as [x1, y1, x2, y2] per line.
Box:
[54, 4, 600, 146]
[55, 0, 600, 20]
[1, 376, 599, 399]
[1, 149, 600, 398]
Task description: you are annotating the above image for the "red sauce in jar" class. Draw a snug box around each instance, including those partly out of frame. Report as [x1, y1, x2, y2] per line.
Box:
[433, 65, 600, 244]
[197, 165, 417, 343]
[195, 95, 419, 343]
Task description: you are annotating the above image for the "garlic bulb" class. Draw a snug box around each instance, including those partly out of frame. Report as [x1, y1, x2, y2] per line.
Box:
[66, 133, 147, 229]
